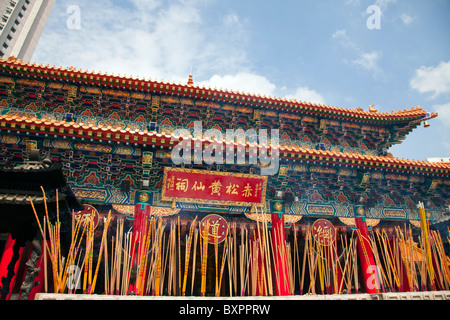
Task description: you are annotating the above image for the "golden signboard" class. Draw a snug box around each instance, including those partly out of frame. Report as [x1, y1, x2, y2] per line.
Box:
[161, 167, 267, 207]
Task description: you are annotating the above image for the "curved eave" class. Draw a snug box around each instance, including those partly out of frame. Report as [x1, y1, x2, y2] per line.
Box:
[0, 58, 436, 124]
[1, 114, 449, 177]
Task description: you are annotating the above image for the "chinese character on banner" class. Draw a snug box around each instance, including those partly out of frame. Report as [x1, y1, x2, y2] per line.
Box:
[312, 219, 336, 246]
[225, 183, 239, 195]
[175, 178, 189, 192]
[161, 168, 268, 206]
[209, 180, 222, 196]
[73, 204, 99, 229]
[241, 183, 253, 198]
[192, 181, 206, 191]
[166, 176, 175, 192]
[254, 183, 262, 198]
[200, 214, 229, 244]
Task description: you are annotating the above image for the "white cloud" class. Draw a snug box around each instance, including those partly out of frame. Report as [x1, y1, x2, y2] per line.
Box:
[32, 1, 327, 105]
[400, 13, 415, 26]
[353, 51, 384, 76]
[284, 87, 327, 105]
[332, 29, 346, 38]
[223, 11, 240, 27]
[410, 60, 450, 98]
[31, 0, 248, 83]
[433, 103, 450, 128]
[332, 29, 358, 51]
[198, 73, 276, 96]
[375, 0, 397, 10]
[344, 0, 361, 7]
[198, 73, 326, 104]
[353, 51, 381, 71]
[196, 72, 326, 104]
[332, 29, 386, 81]
[431, 103, 450, 155]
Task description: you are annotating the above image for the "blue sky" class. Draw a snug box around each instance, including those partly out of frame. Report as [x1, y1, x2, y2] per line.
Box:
[31, 0, 450, 161]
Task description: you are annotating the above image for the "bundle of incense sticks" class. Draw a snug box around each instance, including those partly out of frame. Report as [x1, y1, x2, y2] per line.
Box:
[141, 218, 166, 296]
[226, 226, 234, 296]
[166, 221, 176, 295]
[30, 187, 116, 295]
[178, 217, 182, 295]
[293, 223, 300, 294]
[255, 206, 273, 296]
[108, 218, 124, 295]
[299, 226, 309, 295]
[214, 223, 219, 296]
[200, 220, 210, 297]
[182, 216, 197, 296]
[305, 225, 316, 294]
[60, 211, 88, 293]
[153, 218, 165, 296]
[135, 217, 153, 296]
[30, 195, 450, 297]
[218, 236, 228, 296]
[30, 188, 60, 293]
[239, 226, 248, 296]
[360, 221, 450, 293]
[190, 228, 199, 296]
[232, 223, 238, 296]
[430, 230, 450, 290]
[90, 211, 113, 294]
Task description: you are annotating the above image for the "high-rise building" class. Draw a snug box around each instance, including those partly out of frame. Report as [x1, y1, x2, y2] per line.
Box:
[0, 0, 55, 62]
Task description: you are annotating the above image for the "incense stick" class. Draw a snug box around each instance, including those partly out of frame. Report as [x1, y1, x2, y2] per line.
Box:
[90, 211, 112, 294]
[191, 228, 198, 296]
[200, 220, 209, 296]
[300, 227, 308, 295]
[182, 217, 197, 296]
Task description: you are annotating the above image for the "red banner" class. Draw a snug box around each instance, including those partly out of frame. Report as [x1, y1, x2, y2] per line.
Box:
[73, 204, 99, 229]
[200, 214, 229, 244]
[161, 168, 267, 206]
[312, 219, 336, 246]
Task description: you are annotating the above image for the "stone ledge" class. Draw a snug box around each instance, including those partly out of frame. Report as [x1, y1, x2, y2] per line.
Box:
[35, 291, 450, 300]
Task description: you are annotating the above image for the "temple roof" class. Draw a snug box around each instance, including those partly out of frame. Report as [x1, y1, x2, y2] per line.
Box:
[1, 112, 448, 176]
[0, 148, 82, 240]
[0, 57, 437, 124]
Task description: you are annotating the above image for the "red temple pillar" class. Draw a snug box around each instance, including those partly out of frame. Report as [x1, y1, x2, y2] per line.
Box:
[132, 191, 152, 246]
[128, 190, 152, 294]
[0, 235, 25, 300]
[249, 227, 268, 296]
[270, 200, 291, 296]
[354, 205, 381, 294]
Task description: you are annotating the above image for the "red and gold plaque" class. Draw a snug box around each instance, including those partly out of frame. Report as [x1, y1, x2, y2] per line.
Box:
[312, 219, 336, 246]
[73, 204, 99, 229]
[161, 167, 267, 206]
[199, 214, 229, 244]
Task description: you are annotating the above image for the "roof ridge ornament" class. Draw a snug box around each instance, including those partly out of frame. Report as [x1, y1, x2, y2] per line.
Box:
[187, 74, 194, 86]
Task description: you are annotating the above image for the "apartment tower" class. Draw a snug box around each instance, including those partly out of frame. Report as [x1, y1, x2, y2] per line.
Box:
[0, 0, 55, 62]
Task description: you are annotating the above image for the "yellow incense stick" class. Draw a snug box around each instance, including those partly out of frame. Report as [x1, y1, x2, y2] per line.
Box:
[201, 220, 210, 296]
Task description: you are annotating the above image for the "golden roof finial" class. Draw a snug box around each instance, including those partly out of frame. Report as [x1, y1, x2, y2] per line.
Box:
[369, 104, 377, 113]
[187, 74, 194, 86]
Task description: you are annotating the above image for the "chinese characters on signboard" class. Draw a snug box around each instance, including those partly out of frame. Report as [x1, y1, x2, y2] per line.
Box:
[73, 204, 99, 229]
[161, 168, 267, 206]
[312, 219, 336, 246]
[200, 214, 229, 244]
